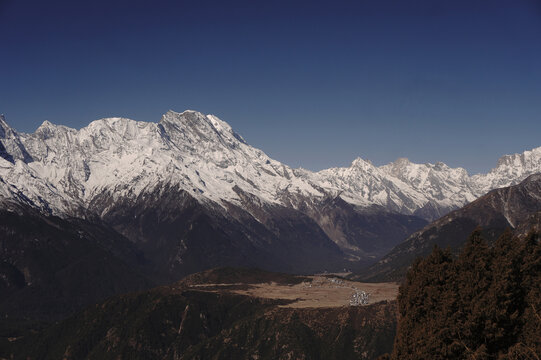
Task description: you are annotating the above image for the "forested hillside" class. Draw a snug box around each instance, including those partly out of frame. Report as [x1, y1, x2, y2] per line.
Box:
[384, 230, 540, 359]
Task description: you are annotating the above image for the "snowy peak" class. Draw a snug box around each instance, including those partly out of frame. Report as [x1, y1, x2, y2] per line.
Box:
[0, 111, 325, 216]
[0, 114, 19, 141]
[490, 147, 541, 176]
[350, 157, 376, 172]
[471, 146, 541, 193]
[0, 114, 11, 138]
[34, 120, 55, 138]
[0, 111, 539, 223]
[82, 117, 157, 149]
[159, 110, 247, 152]
[313, 145, 540, 219]
[0, 115, 14, 163]
[391, 157, 411, 168]
[380, 158, 470, 197]
[494, 147, 541, 174]
[33, 120, 76, 141]
[0, 115, 33, 163]
[159, 110, 220, 141]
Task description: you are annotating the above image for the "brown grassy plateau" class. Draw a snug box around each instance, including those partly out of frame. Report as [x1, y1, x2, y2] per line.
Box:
[189, 275, 399, 308]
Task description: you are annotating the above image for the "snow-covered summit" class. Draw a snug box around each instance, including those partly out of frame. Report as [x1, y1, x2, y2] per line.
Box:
[471, 147, 541, 194]
[312, 145, 541, 219]
[0, 110, 539, 222]
[0, 111, 324, 216]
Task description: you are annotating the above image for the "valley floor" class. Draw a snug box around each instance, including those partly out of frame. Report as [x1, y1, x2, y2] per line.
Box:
[190, 275, 399, 308]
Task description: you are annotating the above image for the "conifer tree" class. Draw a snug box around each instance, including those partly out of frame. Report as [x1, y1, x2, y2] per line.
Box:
[485, 229, 524, 356]
[392, 246, 457, 359]
[510, 231, 541, 359]
[390, 228, 541, 360]
[454, 228, 494, 357]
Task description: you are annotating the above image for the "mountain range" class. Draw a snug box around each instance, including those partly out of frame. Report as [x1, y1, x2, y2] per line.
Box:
[360, 173, 541, 281]
[1, 110, 540, 282]
[2, 110, 540, 221]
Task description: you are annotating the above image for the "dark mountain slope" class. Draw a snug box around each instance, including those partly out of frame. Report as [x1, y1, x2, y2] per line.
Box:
[0, 182, 421, 336]
[0, 203, 154, 322]
[296, 195, 427, 260]
[90, 185, 349, 282]
[360, 173, 541, 282]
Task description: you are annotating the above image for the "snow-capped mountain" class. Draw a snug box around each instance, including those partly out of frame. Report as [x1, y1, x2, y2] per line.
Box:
[360, 173, 541, 282]
[0, 111, 322, 217]
[311, 148, 541, 221]
[0, 110, 540, 278]
[471, 147, 541, 194]
[1, 110, 539, 221]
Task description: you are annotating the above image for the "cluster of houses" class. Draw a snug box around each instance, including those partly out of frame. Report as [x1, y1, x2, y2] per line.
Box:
[349, 290, 370, 306]
[302, 277, 371, 306]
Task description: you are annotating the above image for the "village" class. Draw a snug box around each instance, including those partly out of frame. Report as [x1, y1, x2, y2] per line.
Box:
[301, 277, 371, 306]
[189, 274, 397, 309]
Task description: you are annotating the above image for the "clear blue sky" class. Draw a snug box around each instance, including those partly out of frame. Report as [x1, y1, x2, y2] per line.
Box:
[1, 0, 540, 174]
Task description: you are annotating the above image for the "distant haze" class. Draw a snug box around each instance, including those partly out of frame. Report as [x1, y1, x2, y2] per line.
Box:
[1, 0, 540, 174]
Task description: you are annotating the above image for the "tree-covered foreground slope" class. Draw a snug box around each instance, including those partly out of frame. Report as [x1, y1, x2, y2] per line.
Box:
[384, 230, 541, 360]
